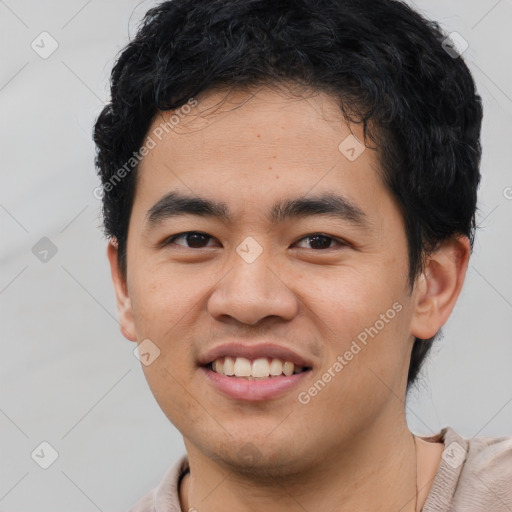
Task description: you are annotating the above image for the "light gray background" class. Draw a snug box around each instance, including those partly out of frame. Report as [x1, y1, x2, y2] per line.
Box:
[1, 1, 511, 510]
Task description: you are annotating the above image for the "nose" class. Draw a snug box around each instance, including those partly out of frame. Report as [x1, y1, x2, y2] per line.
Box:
[207, 248, 299, 326]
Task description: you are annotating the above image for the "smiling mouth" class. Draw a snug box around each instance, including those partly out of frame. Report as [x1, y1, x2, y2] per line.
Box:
[206, 356, 312, 380]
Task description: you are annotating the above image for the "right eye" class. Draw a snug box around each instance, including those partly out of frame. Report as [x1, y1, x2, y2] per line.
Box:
[161, 231, 220, 249]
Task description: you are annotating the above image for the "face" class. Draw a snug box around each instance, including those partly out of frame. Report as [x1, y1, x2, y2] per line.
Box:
[109, 85, 439, 477]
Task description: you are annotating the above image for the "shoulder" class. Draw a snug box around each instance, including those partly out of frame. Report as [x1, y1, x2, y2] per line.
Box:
[465, 431, 512, 469]
[128, 455, 190, 512]
[447, 427, 512, 509]
[128, 488, 156, 512]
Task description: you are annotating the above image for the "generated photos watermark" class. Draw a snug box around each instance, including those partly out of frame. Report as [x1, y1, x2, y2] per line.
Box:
[93, 98, 198, 200]
[297, 301, 403, 404]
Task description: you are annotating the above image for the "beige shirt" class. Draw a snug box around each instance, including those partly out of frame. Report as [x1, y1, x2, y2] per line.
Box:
[130, 427, 512, 511]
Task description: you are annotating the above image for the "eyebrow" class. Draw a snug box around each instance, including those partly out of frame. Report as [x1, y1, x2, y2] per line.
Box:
[145, 191, 370, 230]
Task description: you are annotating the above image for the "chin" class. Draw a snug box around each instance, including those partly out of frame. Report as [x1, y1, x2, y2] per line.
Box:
[210, 441, 315, 482]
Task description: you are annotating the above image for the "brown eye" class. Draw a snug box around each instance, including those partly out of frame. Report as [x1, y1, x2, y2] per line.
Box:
[163, 231, 217, 248]
[294, 234, 346, 250]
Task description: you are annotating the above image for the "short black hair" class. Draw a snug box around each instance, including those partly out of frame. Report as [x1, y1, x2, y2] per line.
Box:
[93, 0, 483, 391]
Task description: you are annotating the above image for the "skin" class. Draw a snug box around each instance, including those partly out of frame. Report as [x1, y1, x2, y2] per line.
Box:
[107, 85, 470, 512]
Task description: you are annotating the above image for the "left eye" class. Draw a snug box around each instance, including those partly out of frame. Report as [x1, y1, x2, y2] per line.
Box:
[162, 232, 345, 250]
[294, 234, 345, 250]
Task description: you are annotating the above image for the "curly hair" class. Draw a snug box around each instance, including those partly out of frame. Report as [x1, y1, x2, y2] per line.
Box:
[93, 0, 483, 391]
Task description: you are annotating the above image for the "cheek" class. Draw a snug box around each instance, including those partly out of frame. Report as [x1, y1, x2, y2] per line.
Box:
[299, 264, 411, 384]
[128, 259, 203, 334]
[131, 268, 201, 424]
[141, 359, 206, 433]
[127, 267, 203, 402]
[297, 263, 400, 334]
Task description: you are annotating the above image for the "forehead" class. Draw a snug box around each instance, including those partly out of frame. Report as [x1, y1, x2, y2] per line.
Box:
[148, 85, 359, 158]
[133, 85, 395, 232]
[141, 86, 378, 176]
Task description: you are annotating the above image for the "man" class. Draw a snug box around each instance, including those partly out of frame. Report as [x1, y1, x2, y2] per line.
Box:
[93, 0, 512, 510]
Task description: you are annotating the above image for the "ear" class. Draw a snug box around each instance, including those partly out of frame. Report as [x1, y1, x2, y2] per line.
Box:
[107, 240, 137, 342]
[410, 235, 471, 340]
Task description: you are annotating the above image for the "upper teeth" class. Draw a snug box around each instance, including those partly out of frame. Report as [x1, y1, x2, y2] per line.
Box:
[211, 357, 303, 378]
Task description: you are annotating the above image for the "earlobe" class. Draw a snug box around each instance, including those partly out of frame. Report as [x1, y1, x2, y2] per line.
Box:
[410, 235, 470, 340]
[106, 240, 137, 342]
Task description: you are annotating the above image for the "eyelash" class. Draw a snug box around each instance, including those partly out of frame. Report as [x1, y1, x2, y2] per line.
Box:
[161, 231, 348, 251]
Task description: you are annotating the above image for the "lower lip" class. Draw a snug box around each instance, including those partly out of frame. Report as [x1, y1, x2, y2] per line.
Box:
[200, 367, 311, 401]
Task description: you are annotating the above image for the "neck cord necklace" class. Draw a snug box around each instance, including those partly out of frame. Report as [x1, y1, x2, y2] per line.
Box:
[182, 436, 422, 511]
[413, 434, 419, 512]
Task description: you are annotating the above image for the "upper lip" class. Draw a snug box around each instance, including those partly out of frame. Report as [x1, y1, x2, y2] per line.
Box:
[198, 342, 314, 368]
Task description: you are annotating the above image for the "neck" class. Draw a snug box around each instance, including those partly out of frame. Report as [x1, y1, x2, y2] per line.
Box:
[180, 414, 420, 512]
